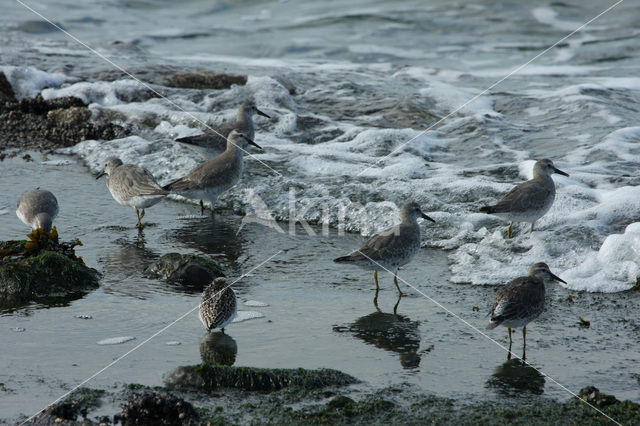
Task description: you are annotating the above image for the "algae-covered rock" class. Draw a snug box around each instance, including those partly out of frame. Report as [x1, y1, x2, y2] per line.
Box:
[0, 92, 128, 152]
[114, 390, 199, 426]
[577, 386, 620, 409]
[0, 233, 99, 309]
[163, 71, 247, 90]
[27, 387, 104, 425]
[164, 365, 359, 393]
[47, 106, 92, 126]
[144, 252, 225, 287]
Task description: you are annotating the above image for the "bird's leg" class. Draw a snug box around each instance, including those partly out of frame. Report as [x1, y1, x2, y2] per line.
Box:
[373, 288, 380, 310]
[394, 275, 404, 297]
[135, 208, 143, 230]
[393, 295, 401, 315]
[200, 200, 205, 215]
[522, 326, 527, 361]
[507, 222, 513, 239]
[507, 327, 512, 360]
[529, 222, 534, 234]
[374, 271, 380, 290]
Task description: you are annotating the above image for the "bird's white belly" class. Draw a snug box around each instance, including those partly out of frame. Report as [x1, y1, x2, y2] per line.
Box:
[494, 195, 555, 223]
[111, 191, 164, 209]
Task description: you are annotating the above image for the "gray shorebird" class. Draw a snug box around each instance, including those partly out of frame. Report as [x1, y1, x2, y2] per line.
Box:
[16, 188, 59, 233]
[199, 277, 237, 333]
[486, 262, 566, 361]
[479, 159, 568, 238]
[96, 157, 168, 230]
[164, 130, 261, 215]
[334, 202, 435, 302]
[175, 101, 270, 158]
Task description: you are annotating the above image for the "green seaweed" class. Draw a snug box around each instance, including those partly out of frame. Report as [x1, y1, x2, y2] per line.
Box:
[64, 387, 105, 410]
[164, 365, 359, 393]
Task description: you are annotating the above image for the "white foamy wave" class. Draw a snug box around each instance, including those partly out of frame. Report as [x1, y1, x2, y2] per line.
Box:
[531, 7, 597, 32]
[0, 66, 74, 99]
[42, 68, 638, 294]
[561, 223, 640, 292]
[419, 81, 501, 121]
[41, 79, 151, 106]
[567, 127, 640, 165]
[447, 157, 640, 292]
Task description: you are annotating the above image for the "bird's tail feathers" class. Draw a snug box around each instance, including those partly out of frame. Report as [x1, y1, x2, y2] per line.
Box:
[479, 205, 496, 214]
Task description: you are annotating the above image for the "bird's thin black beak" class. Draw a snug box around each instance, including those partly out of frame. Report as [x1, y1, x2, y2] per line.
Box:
[244, 135, 262, 150]
[550, 272, 567, 284]
[256, 108, 271, 119]
[421, 212, 436, 223]
[553, 166, 569, 177]
[96, 170, 105, 179]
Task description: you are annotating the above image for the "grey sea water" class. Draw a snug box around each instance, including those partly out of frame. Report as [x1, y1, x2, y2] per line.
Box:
[1, 0, 640, 422]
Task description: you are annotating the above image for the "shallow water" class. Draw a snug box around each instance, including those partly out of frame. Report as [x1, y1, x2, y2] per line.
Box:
[2, 0, 640, 421]
[3, 0, 640, 291]
[1, 155, 639, 422]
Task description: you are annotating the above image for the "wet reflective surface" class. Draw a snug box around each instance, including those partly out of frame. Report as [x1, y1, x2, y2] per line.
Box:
[200, 332, 238, 366]
[334, 297, 424, 369]
[1, 154, 640, 422]
[486, 359, 546, 396]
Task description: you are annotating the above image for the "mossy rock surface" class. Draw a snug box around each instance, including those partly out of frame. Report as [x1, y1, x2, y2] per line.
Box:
[115, 389, 199, 426]
[162, 71, 247, 90]
[0, 234, 99, 308]
[144, 253, 225, 287]
[164, 365, 358, 393]
[28, 387, 105, 425]
[0, 251, 99, 305]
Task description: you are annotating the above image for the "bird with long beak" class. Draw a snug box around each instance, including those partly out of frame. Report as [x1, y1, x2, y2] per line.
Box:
[480, 159, 569, 238]
[96, 157, 168, 231]
[487, 262, 567, 361]
[334, 202, 435, 306]
[164, 130, 262, 215]
[175, 101, 270, 158]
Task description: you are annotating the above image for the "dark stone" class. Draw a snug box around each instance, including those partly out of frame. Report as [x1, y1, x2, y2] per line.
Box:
[327, 395, 355, 409]
[163, 71, 247, 90]
[27, 387, 104, 425]
[578, 386, 620, 408]
[0, 72, 16, 103]
[163, 364, 359, 393]
[115, 390, 199, 425]
[144, 253, 225, 287]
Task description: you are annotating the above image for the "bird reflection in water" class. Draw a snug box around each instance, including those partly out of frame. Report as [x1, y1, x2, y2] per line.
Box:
[486, 358, 545, 396]
[100, 237, 158, 281]
[333, 296, 423, 369]
[200, 331, 238, 366]
[168, 215, 246, 266]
